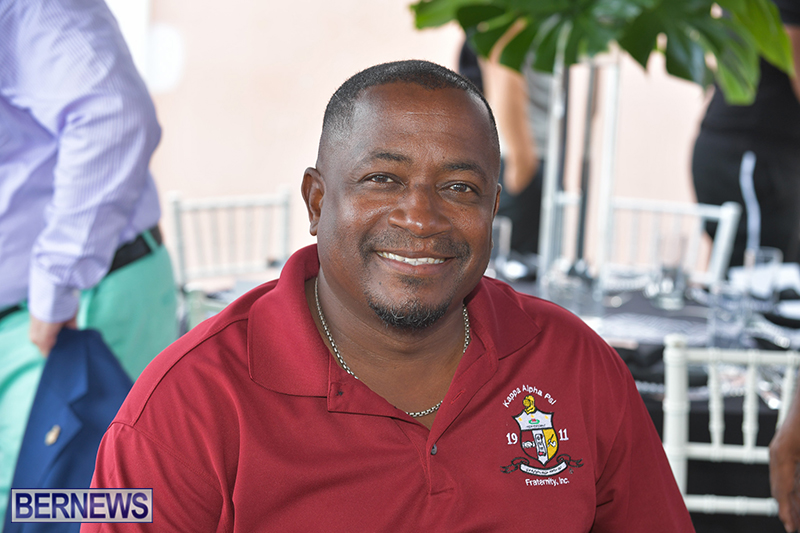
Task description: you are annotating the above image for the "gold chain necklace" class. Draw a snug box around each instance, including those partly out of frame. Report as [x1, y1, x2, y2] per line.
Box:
[313, 277, 470, 418]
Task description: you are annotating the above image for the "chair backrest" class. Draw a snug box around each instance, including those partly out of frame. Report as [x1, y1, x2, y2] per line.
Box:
[598, 198, 741, 291]
[662, 334, 800, 515]
[169, 190, 291, 289]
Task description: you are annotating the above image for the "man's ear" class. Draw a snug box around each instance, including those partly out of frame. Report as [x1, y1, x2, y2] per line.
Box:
[301, 167, 324, 236]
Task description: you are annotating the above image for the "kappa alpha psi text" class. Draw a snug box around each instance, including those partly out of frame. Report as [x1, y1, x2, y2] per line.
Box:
[502, 394, 582, 480]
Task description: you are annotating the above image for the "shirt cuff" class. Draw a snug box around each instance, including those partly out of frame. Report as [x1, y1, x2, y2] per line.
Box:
[28, 266, 81, 323]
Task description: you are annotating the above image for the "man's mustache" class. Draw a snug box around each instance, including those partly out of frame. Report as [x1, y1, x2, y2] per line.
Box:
[359, 232, 471, 260]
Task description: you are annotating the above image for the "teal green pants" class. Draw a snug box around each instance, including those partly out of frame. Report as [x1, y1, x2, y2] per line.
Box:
[0, 243, 178, 523]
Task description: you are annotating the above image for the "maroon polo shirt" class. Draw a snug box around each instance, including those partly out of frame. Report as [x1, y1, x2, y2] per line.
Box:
[85, 245, 693, 532]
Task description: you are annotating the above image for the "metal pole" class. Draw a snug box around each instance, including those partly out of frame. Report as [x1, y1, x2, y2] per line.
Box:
[537, 22, 571, 290]
[594, 49, 622, 294]
[569, 63, 597, 280]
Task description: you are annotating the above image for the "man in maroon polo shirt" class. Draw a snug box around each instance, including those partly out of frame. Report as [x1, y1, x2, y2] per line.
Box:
[85, 60, 693, 532]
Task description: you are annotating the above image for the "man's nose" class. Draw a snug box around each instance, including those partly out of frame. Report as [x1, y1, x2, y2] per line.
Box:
[387, 185, 451, 238]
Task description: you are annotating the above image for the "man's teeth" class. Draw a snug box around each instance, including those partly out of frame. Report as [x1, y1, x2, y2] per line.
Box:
[378, 252, 445, 266]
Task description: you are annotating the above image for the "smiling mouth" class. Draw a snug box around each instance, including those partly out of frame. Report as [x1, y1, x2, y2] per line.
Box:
[377, 251, 446, 266]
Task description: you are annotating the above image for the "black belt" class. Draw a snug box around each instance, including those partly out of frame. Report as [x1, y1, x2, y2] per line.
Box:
[108, 225, 163, 274]
[0, 227, 161, 319]
[0, 304, 21, 322]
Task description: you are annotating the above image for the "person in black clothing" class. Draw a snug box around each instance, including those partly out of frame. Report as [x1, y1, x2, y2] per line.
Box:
[692, 0, 800, 267]
[458, 33, 552, 261]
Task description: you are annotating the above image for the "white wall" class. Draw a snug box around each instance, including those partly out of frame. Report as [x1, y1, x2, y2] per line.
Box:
[128, 1, 709, 262]
[146, 0, 464, 253]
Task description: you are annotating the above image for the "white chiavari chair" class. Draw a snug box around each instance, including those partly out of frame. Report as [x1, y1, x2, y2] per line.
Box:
[663, 333, 800, 515]
[169, 190, 291, 331]
[597, 199, 741, 293]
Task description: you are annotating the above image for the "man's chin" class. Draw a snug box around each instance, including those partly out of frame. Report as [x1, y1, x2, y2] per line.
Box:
[367, 299, 449, 331]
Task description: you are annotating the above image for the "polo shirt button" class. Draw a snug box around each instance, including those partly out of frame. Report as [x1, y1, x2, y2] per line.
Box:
[430, 444, 438, 455]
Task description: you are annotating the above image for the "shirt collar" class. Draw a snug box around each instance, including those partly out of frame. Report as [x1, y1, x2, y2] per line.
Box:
[248, 245, 327, 396]
[247, 244, 542, 396]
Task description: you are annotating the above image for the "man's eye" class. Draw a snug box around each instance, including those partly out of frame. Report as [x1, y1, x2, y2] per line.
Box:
[366, 174, 394, 184]
[447, 183, 474, 193]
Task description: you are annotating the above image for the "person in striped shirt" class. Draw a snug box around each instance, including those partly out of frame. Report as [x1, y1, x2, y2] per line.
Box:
[0, 0, 178, 523]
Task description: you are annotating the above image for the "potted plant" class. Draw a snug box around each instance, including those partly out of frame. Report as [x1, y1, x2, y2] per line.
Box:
[411, 0, 793, 104]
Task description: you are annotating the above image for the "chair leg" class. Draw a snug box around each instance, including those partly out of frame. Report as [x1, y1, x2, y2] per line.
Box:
[663, 333, 690, 494]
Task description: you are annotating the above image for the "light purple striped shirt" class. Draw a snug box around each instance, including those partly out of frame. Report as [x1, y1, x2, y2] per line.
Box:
[0, 0, 162, 322]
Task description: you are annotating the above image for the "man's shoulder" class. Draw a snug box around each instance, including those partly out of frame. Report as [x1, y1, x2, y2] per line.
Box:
[116, 281, 278, 426]
[478, 277, 622, 369]
[469, 277, 600, 359]
[476, 277, 588, 327]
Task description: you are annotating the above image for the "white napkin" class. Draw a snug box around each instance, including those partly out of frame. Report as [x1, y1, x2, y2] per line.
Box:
[729, 263, 800, 299]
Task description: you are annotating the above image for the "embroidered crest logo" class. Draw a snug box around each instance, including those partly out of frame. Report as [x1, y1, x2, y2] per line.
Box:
[515, 395, 558, 465]
[502, 394, 583, 478]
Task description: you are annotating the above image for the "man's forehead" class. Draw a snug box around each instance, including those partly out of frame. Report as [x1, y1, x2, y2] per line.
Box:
[345, 83, 496, 149]
[353, 82, 484, 116]
[317, 80, 500, 174]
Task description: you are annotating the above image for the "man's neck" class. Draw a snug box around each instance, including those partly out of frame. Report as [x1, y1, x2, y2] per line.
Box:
[305, 277, 468, 429]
